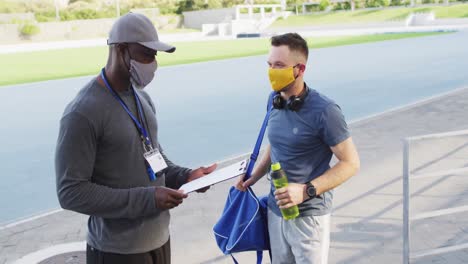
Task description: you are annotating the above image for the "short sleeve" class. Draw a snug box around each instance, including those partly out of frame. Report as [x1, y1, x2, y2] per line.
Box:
[320, 103, 350, 147]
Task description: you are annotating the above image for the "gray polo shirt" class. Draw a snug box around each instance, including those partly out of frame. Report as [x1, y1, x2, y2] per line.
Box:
[267, 86, 350, 217]
[55, 78, 191, 254]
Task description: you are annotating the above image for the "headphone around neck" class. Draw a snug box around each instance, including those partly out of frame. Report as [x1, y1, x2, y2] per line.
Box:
[272, 85, 309, 112]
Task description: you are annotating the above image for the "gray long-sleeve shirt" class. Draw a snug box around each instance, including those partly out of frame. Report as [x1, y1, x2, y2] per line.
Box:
[55, 78, 191, 254]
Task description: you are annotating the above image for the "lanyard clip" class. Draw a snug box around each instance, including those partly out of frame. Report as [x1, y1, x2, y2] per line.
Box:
[141, 136, 153, 153]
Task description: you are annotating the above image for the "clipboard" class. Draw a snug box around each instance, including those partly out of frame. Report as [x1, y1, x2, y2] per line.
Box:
[179, 159, 248, 193]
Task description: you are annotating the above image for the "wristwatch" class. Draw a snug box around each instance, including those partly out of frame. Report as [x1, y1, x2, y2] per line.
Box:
[305, 182, 317, 199]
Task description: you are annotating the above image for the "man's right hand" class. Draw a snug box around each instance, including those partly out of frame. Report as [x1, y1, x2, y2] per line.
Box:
[235, 174, 258, 192]
[154, 187, 188, 210]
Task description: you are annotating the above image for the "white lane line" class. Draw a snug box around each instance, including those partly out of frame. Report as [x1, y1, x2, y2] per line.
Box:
[0, 209, 63, 231]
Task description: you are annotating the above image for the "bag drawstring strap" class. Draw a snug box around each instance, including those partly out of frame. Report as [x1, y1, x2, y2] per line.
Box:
[244, 92, 275, 181]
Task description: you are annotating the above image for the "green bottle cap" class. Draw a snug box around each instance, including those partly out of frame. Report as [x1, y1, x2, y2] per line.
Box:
[271, 162, 281, 171]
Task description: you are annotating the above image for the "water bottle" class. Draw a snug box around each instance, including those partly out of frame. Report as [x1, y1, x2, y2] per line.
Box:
[270, 162, 299, 220]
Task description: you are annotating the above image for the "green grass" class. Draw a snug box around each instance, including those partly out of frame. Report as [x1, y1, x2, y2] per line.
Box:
[0, 32, 447, 86]
[434, 3, 468, 18]
[273, 4, 468, 27]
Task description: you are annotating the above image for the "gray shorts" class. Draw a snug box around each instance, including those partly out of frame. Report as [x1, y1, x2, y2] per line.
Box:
[268, 210, 331, 264]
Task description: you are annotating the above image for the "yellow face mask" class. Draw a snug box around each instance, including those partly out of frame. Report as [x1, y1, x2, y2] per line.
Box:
[268, 65, 298, 92]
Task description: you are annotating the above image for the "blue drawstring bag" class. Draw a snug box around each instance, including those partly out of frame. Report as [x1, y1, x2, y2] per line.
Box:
[213, 93, 274, 264]
[213, 187, 269, 264]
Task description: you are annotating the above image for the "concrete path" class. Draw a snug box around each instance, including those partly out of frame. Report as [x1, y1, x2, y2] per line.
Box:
[2, 85, 468, 264]
[0, 32, 233, 54]
[266, 23, 468, 37]
[2, 23, 467, 54]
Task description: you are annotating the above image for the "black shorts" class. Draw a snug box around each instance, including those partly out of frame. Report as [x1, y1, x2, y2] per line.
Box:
[86, 239, 170, 264]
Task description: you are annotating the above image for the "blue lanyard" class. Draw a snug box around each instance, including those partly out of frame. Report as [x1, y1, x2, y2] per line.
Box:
[100, 68, 152, 150]
[100, 68, 157, 181]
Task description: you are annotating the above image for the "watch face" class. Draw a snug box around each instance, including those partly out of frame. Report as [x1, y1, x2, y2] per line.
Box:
[307, 185, 316, 198]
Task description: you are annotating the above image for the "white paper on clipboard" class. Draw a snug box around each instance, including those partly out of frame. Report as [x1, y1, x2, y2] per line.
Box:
[179, 158, 248, 193]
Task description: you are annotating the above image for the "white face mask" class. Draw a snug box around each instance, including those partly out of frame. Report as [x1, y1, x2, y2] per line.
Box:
[129, 59, 158, 89]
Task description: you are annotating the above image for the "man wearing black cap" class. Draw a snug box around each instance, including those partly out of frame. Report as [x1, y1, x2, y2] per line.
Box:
[55, 13, 216, 264]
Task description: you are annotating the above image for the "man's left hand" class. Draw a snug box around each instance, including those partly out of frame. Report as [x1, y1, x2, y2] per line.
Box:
[187, 163, 217, 193]
[274, 183, 307, 209]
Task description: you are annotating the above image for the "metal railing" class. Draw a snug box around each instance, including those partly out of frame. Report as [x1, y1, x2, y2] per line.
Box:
[235, 4, 285, 20]
[403, 129, 468, 264]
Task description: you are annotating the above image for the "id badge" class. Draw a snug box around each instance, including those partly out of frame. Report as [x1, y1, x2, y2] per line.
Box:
[144, 149, 168, 173]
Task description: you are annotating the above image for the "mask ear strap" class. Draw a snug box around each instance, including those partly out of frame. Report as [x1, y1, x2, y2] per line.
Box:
[120, 45, 131, 73]
[293, 64, 304, 79]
